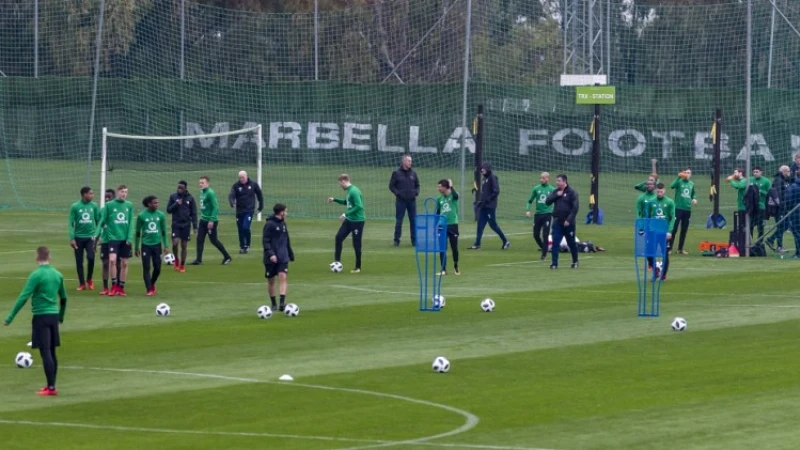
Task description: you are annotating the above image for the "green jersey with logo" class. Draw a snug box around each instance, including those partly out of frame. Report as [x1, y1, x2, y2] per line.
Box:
[636, 191, 658, 218]
[437, 190, 459, 225]
[729, 178, 747, 211]
[669, 177, 695, 211]
[5, 264, 67, 324]
[334, 185, 365, 222]
[96, 199, 135, 242]
[750, 176, 772, 209]
[651, 196, 676, 231]
[526, 183, 555, 214]
[68, 200, 100, 240]
[134, 209, 169, 248]
[200, 187, 220, 222]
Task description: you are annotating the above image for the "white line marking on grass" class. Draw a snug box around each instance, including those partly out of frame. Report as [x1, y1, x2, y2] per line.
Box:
[0, 249, 41, 255]
[0, 419, 385, 444]
[56, 366, 539, 450]
[488, 257, 594, 267]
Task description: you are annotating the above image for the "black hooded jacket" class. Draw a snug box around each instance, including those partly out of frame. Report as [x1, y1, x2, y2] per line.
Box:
[262, 215, 294, 264]
[478, 163, 500, 210]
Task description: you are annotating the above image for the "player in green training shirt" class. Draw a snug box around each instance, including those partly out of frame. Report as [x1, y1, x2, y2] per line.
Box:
[436, 179, 460, 276]
[4, 247, 67, 396]
[669, 168, 696, 254]
[526, 172, 555, 260]
[636, 180, 658, 218]
[191, 176, 232, 265]
[749, 167, 772, 240]
[651, 183, 675, 280]
[95, 185, 135, 297]
[68, 186, 100, 291]
[327, 174, 365, 273]
[135, 196, 169, 296]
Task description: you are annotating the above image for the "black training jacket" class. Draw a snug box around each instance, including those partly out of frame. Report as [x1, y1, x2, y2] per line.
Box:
[546, 186, 580, 224]
[229, 178, 264, 214]
[389, 167, 420, 202]
[166, 191, 198, 229]
[262, 215, 294, 264]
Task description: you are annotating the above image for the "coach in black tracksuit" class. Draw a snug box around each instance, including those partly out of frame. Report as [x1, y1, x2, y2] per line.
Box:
[263, 204, 294, 311]
[166, 181, 198, 268]
[545, 174, 580, 269]
[389, 155, 420, 246]
[229, 171, 264, 254]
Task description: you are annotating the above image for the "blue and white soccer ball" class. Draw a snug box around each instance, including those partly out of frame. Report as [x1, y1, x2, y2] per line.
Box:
[15, 351, 33, 369]
[329, 261, 343, 273]
[163, 253, 176, 264]
[156, 302, 171, 316]
[257, 305, 273, 319]
[284, 303, 300, 317]
[671, 317, 687, 331]
[432, 356, 450, 373]
[433, 295, 445, 309]
[480, 298, 495, 312]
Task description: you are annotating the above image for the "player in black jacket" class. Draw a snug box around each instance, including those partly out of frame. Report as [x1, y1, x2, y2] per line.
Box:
[469, 163, 509, 250]
[229, 171, 264, 254]
[545, 174, 580, 269]
[263, 203, 294, 311]
[166, 181, 198, 272]
[389, 155, 420, 246]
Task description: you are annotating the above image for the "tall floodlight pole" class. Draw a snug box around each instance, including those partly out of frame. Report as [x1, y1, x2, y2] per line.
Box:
[459, 0, 473, 220]
[744, 0, 752, 256]
[86, 0, 106, 185]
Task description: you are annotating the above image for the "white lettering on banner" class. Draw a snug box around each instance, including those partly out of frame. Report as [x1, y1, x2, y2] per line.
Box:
[185, 121, 789, 162]
[552, 128, 592, 156]
[185, 122, 230, 149]
[694, 132, 731, 160]
[308, 123, 339, 150]
[736, 134, 774, 162]
[409, 126, 436, 153]
[608, 129, 646, 157]
[518, 129, 548, 155]
[268, 122, 301, 149]
[377, 124, 404, 153]
[651, 131, 686, 159]
[342, 123, 372, 151]
[231, 122, 266, 150]
[442, 127, 475, 154]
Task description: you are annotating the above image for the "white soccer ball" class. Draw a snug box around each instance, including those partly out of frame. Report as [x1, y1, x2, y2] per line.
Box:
[329, 261, 343, 273]
[163, 253, 176, 264]
[480, 298, 495, 312]
[433, 295, 445, 309]
[432, 356, 450, 373]
[284, 303, 300, 317]
[257, 305, 273, 319]
[671, 317, 687, 331]
[156, 302, 171, 316]
[15, 351, 33, 369]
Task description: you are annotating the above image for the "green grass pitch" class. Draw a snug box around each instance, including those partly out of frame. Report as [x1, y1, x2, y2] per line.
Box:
[1, 210, 800, 450]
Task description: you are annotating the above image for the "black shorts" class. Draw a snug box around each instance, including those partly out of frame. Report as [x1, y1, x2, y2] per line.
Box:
[172, 225, 191, 241]
[31, 314, 60, 350]
[108, 241, 132, 258]
[445, 224, 459, 238]
[100, 243, 110, 260]
[264, 262, 289, 279]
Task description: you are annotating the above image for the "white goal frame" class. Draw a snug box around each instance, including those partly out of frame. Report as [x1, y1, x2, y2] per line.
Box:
[101, 124, 264, 221]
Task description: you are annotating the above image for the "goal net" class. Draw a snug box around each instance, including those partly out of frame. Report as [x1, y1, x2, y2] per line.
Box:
[101, 125, 263, 219]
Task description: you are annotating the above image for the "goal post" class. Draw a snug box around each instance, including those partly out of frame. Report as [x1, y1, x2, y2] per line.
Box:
[100, 124, 264, 221]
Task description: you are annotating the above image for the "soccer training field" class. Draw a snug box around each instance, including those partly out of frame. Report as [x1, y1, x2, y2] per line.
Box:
[2, 211, 800, 450]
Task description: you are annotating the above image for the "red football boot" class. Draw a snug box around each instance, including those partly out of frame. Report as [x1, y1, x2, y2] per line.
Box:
[36, 387, 58, 396]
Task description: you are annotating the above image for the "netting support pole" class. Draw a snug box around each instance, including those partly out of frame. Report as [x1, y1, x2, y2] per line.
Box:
[257, 124, 263, 222]
[459, 0, 473, 223]
[768, 0, 775, 88]
[744, 0, 752, 257]
[34, 0, 38, 78]
[712, 109, 722, 226]
[86, 0, 106, 186]
[314, 0, 319, 81]
[590, 103, 600, 224]
[100, 128, 107, 208]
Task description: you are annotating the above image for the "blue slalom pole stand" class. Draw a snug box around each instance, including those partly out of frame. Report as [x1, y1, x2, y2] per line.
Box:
[634, 217, 668, 317]
[416, 198, 447, 312]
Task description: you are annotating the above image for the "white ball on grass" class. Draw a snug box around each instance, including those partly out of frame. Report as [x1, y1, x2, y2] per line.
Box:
[15, 351, 33, 368]
[432, 356, 450, 373]
[329, 261, 343, 273]
[480, 298, 495, 312]
[284, 303, 300, 317]
[433, 295, 445, 309]
[156, 302, 171, 316]
[257, 305, 273, 319]
[671, 317, 687, 331]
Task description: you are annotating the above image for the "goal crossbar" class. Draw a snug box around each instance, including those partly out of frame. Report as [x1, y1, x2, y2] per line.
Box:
[100, 125, 264, 221]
